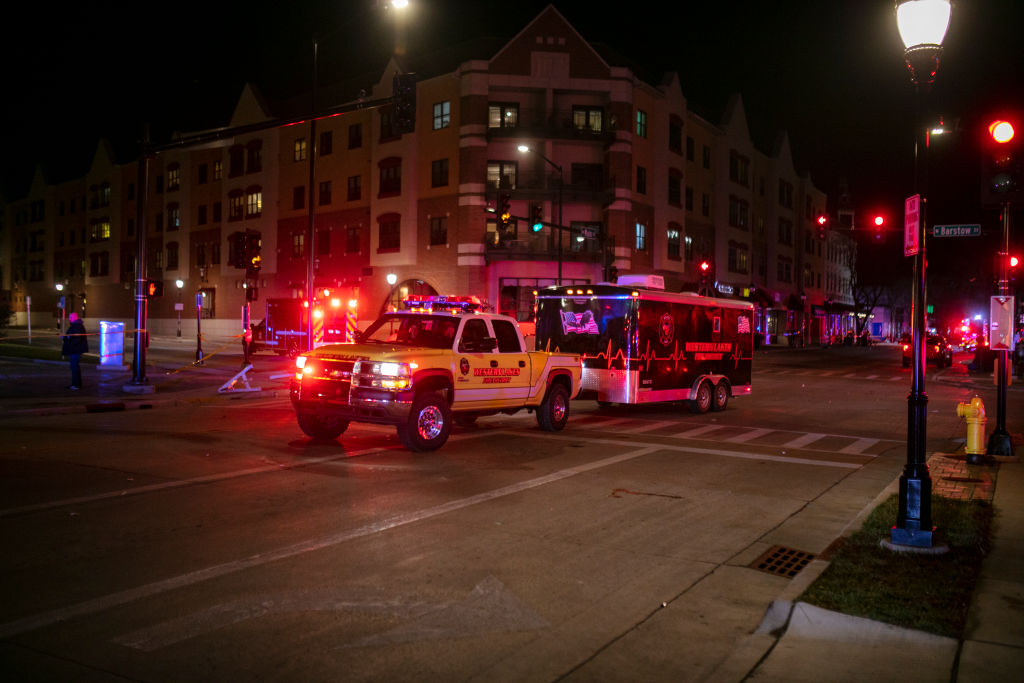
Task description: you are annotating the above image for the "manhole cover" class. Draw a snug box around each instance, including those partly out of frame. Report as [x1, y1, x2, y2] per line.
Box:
[750, 545, 814, 578]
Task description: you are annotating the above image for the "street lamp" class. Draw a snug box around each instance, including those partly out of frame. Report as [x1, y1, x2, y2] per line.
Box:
[892, 0, 951, 549]
[518, 144, 563, 285]
[175, 279, 184, 337]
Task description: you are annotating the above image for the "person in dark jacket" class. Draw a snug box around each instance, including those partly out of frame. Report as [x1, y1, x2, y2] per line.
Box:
[62, 312, 88, 390]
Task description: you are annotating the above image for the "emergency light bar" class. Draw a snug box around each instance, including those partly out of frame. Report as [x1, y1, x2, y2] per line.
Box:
[402, 295, 482, 312]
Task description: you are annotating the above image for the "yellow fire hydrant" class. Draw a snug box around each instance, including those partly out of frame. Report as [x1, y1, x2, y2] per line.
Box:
[956, 397, 987, 456]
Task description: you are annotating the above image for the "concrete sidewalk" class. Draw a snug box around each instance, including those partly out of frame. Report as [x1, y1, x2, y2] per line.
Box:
[716, 455, 1024, 682]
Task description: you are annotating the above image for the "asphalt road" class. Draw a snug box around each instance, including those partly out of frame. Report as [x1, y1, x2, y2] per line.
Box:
[0, 344, 1015, 680]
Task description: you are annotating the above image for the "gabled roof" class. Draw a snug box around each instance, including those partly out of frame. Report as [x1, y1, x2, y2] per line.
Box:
[488, 5, 613, 79]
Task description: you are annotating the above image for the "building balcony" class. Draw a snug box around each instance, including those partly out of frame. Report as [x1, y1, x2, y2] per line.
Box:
[487, 170, 617, 207]
[486, 107, 617, 145]
[483, 231, 605, 264]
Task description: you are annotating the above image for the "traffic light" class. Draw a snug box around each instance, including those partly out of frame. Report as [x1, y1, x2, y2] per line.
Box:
[982, 115, 1022, 206]
[699, 260, 711, 295]
[816, 214, 828, 240]
[230, 232, 246, 269]
[530, 203, 544, 232]
[498, 193, 512, 230]
[392, 72, 417, 134]
[872, 215, 886, 243]
[146, 280, 164, 297]
[244, 230, 262, 278]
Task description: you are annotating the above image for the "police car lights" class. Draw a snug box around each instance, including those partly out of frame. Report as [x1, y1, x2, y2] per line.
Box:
[402, 295, 482, 313]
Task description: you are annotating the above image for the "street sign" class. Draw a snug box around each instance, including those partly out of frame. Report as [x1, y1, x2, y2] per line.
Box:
[904, 194, 920, 256]
[932, 224, 981, 237]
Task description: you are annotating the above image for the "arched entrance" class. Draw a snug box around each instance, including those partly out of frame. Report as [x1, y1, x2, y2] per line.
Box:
[381, 279, 437, 315]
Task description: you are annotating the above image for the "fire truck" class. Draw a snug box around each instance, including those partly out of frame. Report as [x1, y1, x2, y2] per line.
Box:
[260, 292, 359, 357]
[534, 276, 753, 412]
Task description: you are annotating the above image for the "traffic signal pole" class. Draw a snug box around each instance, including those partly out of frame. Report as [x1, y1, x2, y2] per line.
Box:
[987, 201, 1014, 458]
[126, 128, 152, 392]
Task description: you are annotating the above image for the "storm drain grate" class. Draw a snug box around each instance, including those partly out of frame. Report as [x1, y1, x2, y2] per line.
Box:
[750, 545, 815, 578]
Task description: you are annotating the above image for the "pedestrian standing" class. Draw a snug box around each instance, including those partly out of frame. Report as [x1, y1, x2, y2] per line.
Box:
[62, 312, 88, 390]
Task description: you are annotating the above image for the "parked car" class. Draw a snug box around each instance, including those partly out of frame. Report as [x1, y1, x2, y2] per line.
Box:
[902, 334, 954, 368]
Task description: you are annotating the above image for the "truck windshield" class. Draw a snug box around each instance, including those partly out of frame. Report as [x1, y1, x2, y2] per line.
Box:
[360, 314, 460, 349]
[535, 296, 633, 355]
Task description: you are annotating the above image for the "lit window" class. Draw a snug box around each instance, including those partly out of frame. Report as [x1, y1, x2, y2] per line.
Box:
[433, 101, 450, 130]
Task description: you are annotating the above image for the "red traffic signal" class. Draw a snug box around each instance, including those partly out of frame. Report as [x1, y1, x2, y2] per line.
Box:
[1011, 255, 1020, 268]
[874, 215, 885, 227]
[982, 115, 1022, 205]
[989, 120, 1015, 144]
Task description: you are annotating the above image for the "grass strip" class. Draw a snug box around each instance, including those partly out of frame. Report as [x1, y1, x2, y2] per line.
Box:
[799, 494, 993, 638]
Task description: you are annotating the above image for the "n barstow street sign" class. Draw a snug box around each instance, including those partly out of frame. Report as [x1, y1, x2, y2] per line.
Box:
[932, 224, 981, 237]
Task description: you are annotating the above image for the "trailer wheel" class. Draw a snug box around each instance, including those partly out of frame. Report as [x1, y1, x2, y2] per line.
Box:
[297, 412, 349, 441]
[711, 381, 729, 412]
[537, 383, 570, 431]
[689, 380, 712, 414]
[397, 392, 452, 451]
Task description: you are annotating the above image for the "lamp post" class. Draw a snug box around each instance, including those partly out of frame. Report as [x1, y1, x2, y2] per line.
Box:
[175, 279, 184, 337]
[892, 0, 951, 549]
[518, 145, 563, 285]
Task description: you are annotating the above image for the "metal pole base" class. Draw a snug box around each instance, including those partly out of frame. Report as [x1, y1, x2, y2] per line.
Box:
[986, 429, 1014, 458]
[892, 465, 934, 548]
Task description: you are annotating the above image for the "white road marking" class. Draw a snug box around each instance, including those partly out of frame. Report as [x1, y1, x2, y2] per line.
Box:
[0, 431, 488, 519]
[669, 424, 723, 439]
[0, 443, 661, 639]
[839, 437, 881, 455]
[724, 428, 774, 444]
[620, 419, 678, 433]
[781, 432, 827, 449]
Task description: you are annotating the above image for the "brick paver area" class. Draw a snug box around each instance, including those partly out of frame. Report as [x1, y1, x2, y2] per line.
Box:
[928, 452, 998, 502]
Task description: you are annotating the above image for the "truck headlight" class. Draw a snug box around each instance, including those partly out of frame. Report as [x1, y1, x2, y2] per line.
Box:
[353, 360, 413, 390]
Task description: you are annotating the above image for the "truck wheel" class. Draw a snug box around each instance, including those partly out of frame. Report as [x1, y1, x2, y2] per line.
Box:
[297, 412, 349, 441]
[711, 381, 729, 412]
[397, 392, 452, 451]
[537, 383, 570, 431]
[689, 380, 712, 414]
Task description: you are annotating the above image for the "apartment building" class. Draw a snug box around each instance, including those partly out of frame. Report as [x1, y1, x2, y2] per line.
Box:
[0, 6, 850, 345]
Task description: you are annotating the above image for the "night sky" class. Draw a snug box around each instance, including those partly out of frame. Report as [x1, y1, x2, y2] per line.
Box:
[3, 1, 1022, 315]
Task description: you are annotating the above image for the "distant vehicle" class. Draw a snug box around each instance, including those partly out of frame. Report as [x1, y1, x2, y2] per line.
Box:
[902, 334, 953, 368]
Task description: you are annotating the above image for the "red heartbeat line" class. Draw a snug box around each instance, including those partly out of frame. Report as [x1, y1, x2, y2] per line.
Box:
[544, 338, 749, 373]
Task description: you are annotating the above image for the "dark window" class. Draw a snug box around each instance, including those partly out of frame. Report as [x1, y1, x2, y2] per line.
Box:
[346, 226, 360, 254]
[686, 136, 695, 162]
[198, 163, 208, 184]
[492, 319, 523, 352]
[636, 166, 647, 194]
[212, 202, 222, 223]
[429, 216, 447, 245]
[166, 242, 179, 270]
[347, 175, 361, 201]
[378, 214, 400, 251]
[668, 172, 682, 207]
[318, 229, 331, 256]
[246, 140, 263, 173]
[320, 130, 333, 156]
[348, 123, 362, 149]
[318, 181, 332, 206]
[293, 186, 305, 210]
[379, 158, 401, 197]
[431, 159, 449, 188]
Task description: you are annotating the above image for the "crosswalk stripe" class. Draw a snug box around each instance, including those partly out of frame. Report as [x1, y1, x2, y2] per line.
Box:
[620, 419, 678, 433]
[670, 424, 723, 439]
[724, 428, 775, 443]
[781, 432, 827, 449]
[839, 438, 880, 455]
